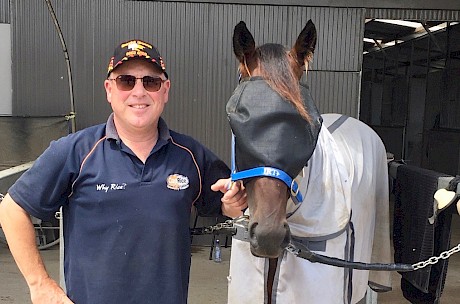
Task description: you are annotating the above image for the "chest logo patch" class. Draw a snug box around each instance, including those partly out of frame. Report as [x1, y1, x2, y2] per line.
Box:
[167, 174, 189, 191]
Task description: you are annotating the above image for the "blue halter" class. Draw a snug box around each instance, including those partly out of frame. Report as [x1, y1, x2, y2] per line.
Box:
[230, 134, 304, 204]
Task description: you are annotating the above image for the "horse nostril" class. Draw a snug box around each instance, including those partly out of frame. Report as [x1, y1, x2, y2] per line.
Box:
[282, 223, 291, 248]
[249, 222, 258, 239]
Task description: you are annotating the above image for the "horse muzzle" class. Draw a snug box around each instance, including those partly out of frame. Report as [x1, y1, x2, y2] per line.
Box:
[248, 221, 291, 258]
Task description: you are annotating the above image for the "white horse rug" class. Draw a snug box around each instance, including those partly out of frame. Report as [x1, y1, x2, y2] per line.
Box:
[228, 114, 392, 304]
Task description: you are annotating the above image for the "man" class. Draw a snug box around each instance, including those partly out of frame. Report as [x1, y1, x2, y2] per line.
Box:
[0, 39, 247, 304]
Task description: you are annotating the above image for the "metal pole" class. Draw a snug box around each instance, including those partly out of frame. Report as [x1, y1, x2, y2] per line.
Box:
[44, 0, 76, 134]
[44, 0, 75, 292]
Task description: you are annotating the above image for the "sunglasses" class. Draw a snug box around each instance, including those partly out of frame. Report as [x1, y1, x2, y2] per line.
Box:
[109, 75, 166, 92]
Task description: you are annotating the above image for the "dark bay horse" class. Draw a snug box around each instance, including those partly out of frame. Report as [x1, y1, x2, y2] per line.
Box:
[226, 21, 392, 304]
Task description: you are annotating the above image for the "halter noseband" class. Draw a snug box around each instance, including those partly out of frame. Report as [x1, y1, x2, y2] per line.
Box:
[230, 134, 304, 204]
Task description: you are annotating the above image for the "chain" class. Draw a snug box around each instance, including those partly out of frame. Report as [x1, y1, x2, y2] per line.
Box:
[191, 215, 249, 236]
[232, 214, 250, 226]
[412, 243, 460, 270]
[0, 193, 4, 201]
[209, 215, 249, 233]
[206, 219, 235, 233]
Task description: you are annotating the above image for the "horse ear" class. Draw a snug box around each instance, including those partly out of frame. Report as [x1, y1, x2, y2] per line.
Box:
[291, 19, 317, 66]
[233, 21, 256, 63]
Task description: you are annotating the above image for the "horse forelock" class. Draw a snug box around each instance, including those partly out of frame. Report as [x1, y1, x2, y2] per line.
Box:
[256, 44, 311, 122]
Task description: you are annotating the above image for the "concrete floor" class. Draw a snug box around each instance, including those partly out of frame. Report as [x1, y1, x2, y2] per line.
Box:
[0, 242, 231, 304]
[1, 216, 459, 303]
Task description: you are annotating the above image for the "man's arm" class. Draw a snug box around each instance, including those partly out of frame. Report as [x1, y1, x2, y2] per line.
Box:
[0, 194, 72, 304]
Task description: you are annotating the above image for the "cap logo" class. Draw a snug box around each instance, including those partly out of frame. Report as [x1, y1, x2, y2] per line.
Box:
[122, 41, 152, 59]
[127, 41, 145, 50]
[123, 40, 152, 51]
[125, 49, 149, 58]
[107, 39, 166, 76]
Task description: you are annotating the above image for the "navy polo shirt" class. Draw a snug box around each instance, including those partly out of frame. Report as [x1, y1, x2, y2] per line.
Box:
[9, 114, 229, 304]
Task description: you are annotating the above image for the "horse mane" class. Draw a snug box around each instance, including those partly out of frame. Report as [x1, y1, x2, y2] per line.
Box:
[257, 43, 311, 122]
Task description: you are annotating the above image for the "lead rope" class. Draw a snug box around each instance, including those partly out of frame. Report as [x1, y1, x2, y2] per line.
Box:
[286, 240, 460, 272]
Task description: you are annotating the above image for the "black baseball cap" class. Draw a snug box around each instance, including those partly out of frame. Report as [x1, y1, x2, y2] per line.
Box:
[107, 39, 168, 78]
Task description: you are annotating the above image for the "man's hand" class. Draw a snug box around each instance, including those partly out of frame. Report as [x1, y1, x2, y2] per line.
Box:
[30, 276, 73, 304]
[211, 179, 247, 218]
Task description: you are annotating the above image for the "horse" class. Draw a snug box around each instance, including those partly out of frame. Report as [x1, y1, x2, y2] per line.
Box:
[225, 20, 393, 304]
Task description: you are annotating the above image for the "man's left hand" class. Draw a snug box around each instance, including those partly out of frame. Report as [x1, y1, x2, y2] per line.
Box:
[211, 179, 247, 218]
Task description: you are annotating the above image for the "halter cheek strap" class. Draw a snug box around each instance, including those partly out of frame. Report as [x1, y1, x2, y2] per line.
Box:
[230, 134, 304, 204]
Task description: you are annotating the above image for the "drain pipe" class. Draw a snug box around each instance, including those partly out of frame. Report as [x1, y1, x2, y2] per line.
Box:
[44, 0, 76, 134]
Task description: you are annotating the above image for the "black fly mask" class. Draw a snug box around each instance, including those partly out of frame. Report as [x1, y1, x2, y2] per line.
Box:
[226, 77, 322, 199]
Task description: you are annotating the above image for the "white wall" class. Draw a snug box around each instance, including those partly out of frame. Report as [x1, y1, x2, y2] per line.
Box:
[0, 24, 12, 115]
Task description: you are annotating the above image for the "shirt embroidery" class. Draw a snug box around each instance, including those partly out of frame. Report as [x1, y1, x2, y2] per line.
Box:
[166, 174, 190, 191]
[96, 183, 127, 192]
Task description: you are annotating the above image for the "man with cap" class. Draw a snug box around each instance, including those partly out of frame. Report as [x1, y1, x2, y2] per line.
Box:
[0, 39, 247, 304]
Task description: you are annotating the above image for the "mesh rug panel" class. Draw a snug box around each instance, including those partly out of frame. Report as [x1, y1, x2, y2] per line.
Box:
[393, 164, 453, 303]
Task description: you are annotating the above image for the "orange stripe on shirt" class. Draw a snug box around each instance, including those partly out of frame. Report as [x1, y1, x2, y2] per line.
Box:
[68, 136, 107, 198]
[170, 137, 202, 205]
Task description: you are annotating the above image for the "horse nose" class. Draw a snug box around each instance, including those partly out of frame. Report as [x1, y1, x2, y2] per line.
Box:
[248, 221, 291, 258]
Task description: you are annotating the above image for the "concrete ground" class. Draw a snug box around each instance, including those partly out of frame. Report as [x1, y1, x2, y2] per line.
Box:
[1, 216, 459, 303]
[0, 241, 231, 304]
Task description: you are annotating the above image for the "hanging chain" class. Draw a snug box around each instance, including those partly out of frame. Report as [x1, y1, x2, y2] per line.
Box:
[190, 215, 249, 236]
[207, 219, 236, 233]
[412, 243, 460, 270]
[209, 215, 249, 234]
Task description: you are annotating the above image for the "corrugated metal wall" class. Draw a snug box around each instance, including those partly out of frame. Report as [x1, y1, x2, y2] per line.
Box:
[10, 1, 364, 163]
[365, 8, 460, 20]
[0, 0, 9, 23]
[10, 1, 70, 116]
